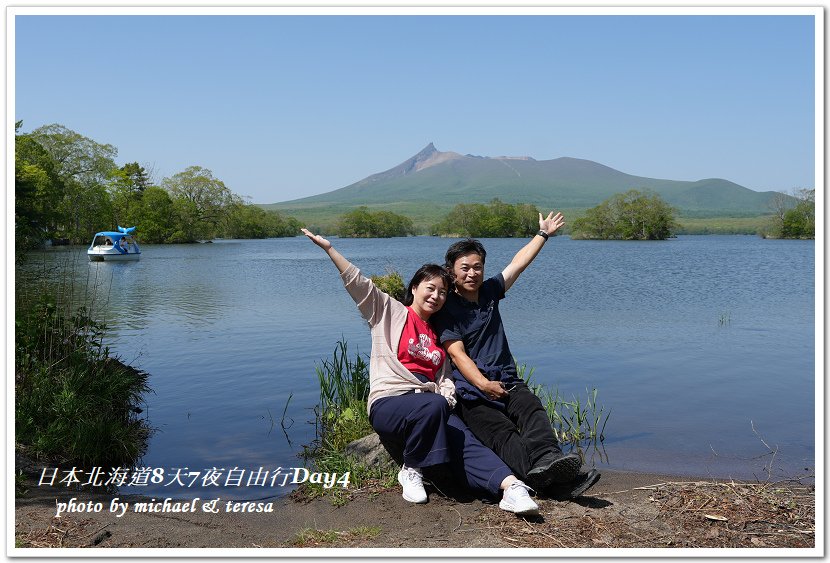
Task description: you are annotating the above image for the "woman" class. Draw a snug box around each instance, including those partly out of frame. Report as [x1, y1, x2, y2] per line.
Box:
[302, 228, 539, 515]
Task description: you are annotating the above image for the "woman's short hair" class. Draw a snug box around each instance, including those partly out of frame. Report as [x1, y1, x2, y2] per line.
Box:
[402, 264, 453, 306]
[444, 239, 486, 270]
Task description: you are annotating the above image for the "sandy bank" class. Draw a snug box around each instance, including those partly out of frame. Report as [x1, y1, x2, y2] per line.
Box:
[13, 467, 815, 551]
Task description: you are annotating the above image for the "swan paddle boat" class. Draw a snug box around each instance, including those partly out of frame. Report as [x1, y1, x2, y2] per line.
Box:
[88, 226, 141, 261]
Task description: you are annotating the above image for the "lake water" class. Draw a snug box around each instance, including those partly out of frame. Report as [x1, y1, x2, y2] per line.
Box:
[23, 235, 816, 499]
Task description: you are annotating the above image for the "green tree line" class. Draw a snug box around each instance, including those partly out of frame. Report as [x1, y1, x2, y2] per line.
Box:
[570, 189, 677, 240]
[431, 199, 541, 237]
[337, 195, 677, 239]
[311, 191, 812, 240]
[19, 122, 810, 245]
[15, 122, 301, 253]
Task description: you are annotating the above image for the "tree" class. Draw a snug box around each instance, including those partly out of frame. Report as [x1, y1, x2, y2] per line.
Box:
[780, 189, 815, 239]
[432, 200, 542, 238]
[161, 166, 240, 241]
[119, 162, 152, 193]
[264, 209, 302, 238]
[762, 188, 814, 239]
[515, 203, 541, 237]
[372, 210, 415, 238]
[431, 203, 485, 237]
[571, 189, 677, 240]
[15, 132, 65, 252]
[768, 191, 791, 226]
[338, 207, 375, 237]
[109, 163, 155, 229]
[571, 200, 614, 239]
[484, 198, 519, 237]
[132, 186, 177, 243]
[30, 124, 118, 184]
[30, 124, 119, 242]
[221, 203, 301, 239]
[337, 207, 414, 238]
[16, 122, 307, 247]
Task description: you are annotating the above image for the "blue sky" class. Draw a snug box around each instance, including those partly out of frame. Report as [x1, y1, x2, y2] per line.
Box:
[14, 12, 817, 204]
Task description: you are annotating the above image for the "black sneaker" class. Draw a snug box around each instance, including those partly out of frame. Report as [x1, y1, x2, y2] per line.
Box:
[526, 452, 582, 490]
[546, 469, 601, 500]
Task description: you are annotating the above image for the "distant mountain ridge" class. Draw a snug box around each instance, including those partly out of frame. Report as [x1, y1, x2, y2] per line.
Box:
[270, 143, 785, 217]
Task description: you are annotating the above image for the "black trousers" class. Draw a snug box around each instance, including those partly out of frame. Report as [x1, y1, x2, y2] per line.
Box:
[456, 382, 562, 481]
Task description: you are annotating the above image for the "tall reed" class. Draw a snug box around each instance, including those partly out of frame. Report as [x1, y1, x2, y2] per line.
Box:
[517, 360, 610, 447]
[15, 255, 151, 468]
[303, 339, 391, 503]
[313, 339, 372, 450]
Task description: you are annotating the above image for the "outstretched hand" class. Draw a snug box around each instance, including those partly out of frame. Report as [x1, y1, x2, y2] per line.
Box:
[301, 228, 332, 251]
[539, 211, 565, 236]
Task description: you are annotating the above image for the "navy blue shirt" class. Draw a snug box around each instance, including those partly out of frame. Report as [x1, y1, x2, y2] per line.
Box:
[433, 274, 519, 403]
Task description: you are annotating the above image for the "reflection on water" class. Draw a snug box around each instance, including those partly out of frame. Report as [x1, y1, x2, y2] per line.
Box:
[20, 236, 815, 498]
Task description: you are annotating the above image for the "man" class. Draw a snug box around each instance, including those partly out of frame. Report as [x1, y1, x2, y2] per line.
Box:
[432, 211, 600, 498]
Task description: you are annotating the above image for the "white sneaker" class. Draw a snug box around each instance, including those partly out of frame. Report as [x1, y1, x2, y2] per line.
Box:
[499, 480, 539, 516]
[397, 466, 428, 504]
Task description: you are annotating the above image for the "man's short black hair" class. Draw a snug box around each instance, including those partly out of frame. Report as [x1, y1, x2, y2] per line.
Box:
[445, 239, 487, 270]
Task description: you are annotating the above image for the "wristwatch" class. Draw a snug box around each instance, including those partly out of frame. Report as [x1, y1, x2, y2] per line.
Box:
[537, 230, 549, 241]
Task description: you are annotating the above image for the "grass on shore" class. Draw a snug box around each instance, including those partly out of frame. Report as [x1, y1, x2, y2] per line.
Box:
[15, 263, 151, 469]
[288, 526, 382, 547]
[674, 215, 773, 235]
[300, 339, 394, 505]
[517, 362, 610, 450]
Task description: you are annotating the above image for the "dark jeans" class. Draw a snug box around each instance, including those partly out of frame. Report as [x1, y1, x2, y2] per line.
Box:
[457, 382, 562, 481]
[445, 409, 513, 496]
[370, 392, 451, 468]
[369, 392, 512, 497]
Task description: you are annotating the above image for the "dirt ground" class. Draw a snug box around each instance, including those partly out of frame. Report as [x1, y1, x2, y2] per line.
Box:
[13, 467, 816, 552]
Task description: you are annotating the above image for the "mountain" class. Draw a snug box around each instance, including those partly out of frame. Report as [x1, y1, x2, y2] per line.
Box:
[267, 143, 785, 219]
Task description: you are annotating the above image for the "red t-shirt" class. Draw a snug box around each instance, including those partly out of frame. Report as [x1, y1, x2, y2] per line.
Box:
[397, 307, 445, 382]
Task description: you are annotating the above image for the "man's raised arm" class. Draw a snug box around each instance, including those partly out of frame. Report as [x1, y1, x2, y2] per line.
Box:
[501, 211, 565, 292]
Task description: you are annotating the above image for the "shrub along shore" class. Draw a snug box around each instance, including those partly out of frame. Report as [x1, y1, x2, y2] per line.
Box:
[14, 265, 151, 470]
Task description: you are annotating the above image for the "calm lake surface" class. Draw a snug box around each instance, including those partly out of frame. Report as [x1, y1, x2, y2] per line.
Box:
[25, 235, 816, 499]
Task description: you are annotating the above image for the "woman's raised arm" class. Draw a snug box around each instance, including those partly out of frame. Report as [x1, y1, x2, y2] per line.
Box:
[302, 228, 391, 326]
[301, 228, 352, 274]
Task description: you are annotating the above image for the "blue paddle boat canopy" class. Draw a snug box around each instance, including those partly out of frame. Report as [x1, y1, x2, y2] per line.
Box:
[88, 226, 141, 261]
